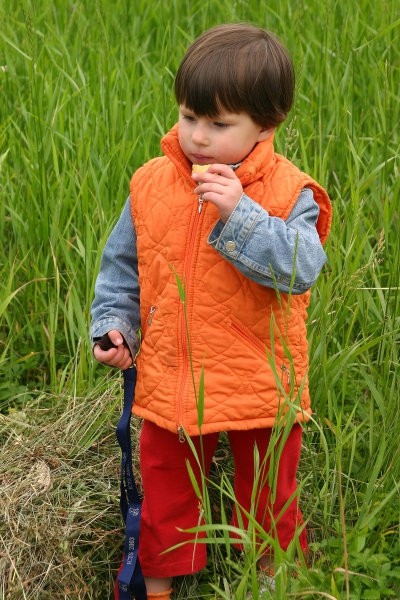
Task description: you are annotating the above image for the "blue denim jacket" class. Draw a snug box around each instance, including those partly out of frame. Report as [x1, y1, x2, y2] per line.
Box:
[90, 187, 327, 357]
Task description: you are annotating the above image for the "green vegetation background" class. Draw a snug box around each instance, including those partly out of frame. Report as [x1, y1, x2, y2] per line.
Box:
[0, 0, 399, 598]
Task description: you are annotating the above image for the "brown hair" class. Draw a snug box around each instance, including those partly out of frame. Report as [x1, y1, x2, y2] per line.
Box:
[174, 23, 295, 129]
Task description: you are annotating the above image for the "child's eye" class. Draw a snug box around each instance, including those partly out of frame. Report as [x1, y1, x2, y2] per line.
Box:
[182, 114, 196, 122]
[213, 121, 229, 129]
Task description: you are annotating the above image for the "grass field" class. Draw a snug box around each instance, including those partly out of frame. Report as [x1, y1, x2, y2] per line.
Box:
[1, 0, 399, 598]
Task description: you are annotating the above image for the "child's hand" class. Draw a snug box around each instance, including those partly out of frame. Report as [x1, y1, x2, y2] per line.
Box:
[93, 329, 133, 370]
[192, 164, 243, 222]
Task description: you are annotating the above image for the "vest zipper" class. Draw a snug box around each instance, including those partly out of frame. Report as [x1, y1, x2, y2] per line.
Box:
[176, 197, 205, 437]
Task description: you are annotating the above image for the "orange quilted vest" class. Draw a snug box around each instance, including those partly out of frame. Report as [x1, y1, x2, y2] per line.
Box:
[130, 125, 331, 437]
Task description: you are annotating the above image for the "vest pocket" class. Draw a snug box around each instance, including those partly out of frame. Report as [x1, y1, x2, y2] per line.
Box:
[229, 316, 266, 357]
[140, 304, 179, 368]
[229, 315, 292, 394]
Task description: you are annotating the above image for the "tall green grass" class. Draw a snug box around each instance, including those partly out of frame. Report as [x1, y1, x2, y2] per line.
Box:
[1, 0, 399, 598]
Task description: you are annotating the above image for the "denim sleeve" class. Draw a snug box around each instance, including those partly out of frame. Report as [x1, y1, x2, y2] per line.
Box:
[208, 188, 327, 294]
[90, 198, 141, 357]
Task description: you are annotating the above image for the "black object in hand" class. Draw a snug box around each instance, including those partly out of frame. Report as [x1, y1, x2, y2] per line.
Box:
[94, 333, 118, 351]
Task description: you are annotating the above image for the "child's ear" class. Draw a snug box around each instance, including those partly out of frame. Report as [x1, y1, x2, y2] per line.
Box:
[257, 127, 275, 142]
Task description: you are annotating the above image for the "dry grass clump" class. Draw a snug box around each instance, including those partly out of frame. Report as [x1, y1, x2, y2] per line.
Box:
[0, 377, 129, 599]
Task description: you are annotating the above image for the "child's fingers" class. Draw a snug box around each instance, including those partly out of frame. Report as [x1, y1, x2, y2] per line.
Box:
[207, 163, 238, 179]
[93, 343, 132, 369]
[93, 343, 117, 362]
[108, 329, 126, 347]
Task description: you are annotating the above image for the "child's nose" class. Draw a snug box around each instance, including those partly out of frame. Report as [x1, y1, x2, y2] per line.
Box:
[192, 124, 209, 145]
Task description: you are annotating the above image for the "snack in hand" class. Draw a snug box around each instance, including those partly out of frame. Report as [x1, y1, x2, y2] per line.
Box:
[192, 164, 210, 174]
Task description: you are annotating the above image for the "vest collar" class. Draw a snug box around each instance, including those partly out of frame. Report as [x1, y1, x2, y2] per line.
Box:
[161, 124, 276, 186]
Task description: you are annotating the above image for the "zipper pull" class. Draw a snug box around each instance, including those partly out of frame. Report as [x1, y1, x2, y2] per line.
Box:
[281, 364, 290, 385]
[178, 426, 186, 443]
[198, 194, 204, 213]
[147, 305, 156, 326]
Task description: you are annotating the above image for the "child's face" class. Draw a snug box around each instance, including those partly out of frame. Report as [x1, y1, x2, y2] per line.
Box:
[178, 105, 272, 165]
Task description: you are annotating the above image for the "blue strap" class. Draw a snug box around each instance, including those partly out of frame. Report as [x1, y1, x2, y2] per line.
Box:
[115, 367, 147, 600]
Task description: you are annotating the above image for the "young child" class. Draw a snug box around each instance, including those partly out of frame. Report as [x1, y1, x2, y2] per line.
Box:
[90, 23, 332, 599]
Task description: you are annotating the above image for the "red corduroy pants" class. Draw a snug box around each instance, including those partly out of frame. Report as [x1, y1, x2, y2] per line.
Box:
[137, 420, 307, 578]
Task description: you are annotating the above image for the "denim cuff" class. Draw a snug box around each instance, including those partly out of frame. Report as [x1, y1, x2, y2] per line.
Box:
[208, 194, 264, 258]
